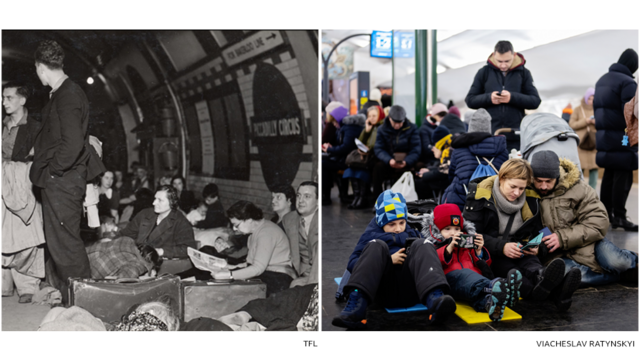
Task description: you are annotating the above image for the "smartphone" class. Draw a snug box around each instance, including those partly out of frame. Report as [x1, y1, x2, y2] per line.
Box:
[458, 234, 476, 249]
[497, 90, 503, 96]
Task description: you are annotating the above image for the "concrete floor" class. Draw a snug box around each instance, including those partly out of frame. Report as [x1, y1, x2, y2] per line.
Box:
[322, 181, 638, 331]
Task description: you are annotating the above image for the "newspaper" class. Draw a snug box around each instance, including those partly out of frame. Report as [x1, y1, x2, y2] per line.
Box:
[187, 247, 228, 272]
[187, 247, 247, 272]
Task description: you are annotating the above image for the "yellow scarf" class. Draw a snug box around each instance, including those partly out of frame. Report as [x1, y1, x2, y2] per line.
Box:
[435, 134, 452, 164]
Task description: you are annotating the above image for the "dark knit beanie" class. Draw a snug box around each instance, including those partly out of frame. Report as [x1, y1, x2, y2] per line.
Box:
[432, 125, 451, 144]
[389, 105, 406, 122]
[618, 48, 638, 74]
[530, 150, 560, 179]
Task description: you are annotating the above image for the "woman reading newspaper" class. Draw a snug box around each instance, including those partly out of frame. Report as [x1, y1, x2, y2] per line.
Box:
[183, 201, 296, 296]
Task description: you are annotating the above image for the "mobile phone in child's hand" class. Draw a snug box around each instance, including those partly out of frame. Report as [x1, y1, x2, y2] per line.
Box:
[458, 234, 477, 249]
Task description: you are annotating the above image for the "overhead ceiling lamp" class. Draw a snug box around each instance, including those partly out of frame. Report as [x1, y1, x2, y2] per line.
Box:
[87, 77, 94, 85]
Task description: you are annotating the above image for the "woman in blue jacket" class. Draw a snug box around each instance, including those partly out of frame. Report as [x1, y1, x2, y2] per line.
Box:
[442, 109, 509, 211]
[322, 110, 365, 205]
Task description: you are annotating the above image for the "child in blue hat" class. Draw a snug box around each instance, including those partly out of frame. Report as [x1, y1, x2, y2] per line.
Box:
[332, 190, 456, 329]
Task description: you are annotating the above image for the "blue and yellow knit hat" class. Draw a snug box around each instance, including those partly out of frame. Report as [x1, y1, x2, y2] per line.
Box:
[375, 190, 408, 227]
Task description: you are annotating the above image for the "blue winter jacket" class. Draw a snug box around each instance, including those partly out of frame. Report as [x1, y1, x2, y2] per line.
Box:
[594, 63, 638, 171]
[346, 217, 422, 272]
[374, 117, 422, 167]
[442, 133, 509, 211]
[326, 114, 365, 163]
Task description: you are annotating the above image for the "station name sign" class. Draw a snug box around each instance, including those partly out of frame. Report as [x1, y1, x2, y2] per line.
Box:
[223, 31, 284, 67]
[251, 114, 304, 145]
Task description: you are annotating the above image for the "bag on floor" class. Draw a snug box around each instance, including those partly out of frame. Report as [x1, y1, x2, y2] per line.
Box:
[182, 279, 267, 322]
[68, 274, 182, 323]
[390, 171, 418, 202]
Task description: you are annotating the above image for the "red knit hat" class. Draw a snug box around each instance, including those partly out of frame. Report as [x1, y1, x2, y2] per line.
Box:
[433, 204, 463, 230]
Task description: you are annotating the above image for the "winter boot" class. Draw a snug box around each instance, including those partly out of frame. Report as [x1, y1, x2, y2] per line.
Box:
[425, 288, 457, 325]
[347, 179, 362, 209]
[530, 258, 565, 301]
[485, 278, 509, 322]
[331, 289, 369, 329]
[551, 267, 582, 312]
[338, 177, 352, 204]
[505, 269, 523, 307]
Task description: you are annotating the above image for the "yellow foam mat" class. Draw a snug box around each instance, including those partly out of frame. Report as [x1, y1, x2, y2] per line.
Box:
[455, 302, 521, 324]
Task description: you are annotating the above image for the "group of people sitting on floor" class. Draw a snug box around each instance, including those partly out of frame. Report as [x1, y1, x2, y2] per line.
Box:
[333, 153, 638, 329]
[87, 174, 319, 298]
[322, 98, 505, 210]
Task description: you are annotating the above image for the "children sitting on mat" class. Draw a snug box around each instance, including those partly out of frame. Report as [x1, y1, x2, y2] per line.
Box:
[332, 190, 456, 329]
[421, 204, 523, 322]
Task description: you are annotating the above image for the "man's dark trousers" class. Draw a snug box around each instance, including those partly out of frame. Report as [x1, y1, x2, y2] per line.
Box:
[600, 169, 633, 219]
[346, 239, 448, 308]
[41, 166, 91, 304]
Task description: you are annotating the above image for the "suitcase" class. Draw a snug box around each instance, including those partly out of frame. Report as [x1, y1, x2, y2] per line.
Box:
[182, 279, 267, 322]
[69, 274, 183, 323]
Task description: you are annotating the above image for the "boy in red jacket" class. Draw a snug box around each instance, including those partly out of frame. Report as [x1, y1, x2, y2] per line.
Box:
[423, 204, 523, 321]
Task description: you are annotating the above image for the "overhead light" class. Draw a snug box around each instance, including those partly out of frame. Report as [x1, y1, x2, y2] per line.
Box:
[87, 77, 94, 85]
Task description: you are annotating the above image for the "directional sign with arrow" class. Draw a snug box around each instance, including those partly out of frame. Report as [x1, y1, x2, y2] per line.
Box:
[223, 31, 284, 67]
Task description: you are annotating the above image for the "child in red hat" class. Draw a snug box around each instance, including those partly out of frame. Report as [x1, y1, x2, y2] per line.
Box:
[422, 203, 522, 321]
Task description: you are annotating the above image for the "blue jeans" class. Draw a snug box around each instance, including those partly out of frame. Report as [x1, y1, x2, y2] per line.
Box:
[446, 269, 490, 312]
[562, 238, 638, 286]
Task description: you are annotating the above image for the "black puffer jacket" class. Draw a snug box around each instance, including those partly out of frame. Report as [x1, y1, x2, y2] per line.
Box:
[594, 63, 638, 170]
[374, 117, 422, 167]
[465, 53, 541, 134]
[462, 176, 544, 259]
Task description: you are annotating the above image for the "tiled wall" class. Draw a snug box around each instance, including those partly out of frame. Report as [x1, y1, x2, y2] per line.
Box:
[170, 32, 317, 218]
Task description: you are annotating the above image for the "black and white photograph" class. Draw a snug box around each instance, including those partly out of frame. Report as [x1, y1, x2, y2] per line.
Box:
[2, 30, 319, 332]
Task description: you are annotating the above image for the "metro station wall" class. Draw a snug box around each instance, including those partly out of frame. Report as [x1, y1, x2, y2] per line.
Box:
[172, 31, 317, 218]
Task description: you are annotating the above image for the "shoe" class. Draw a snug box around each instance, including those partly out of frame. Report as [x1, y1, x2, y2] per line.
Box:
[530, 258, 565, 301]
[611, 216, 639, 232]
[552, 268, 582, 312]
[505, 269, 523, 308]
[485, 278, 509, 322]
[348, 180, 362, 209]
[18, 294, 33, 303]
[331, 289, 369, 329]
[426, 294, 457, 325]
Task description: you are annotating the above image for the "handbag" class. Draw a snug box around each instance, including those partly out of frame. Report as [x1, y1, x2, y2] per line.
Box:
[390, 171, 418, 202]
[345, 149, 369, 169]
[578, 107, 596, 151]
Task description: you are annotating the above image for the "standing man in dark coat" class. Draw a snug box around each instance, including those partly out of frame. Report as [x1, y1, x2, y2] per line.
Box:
[30, 40, 105, 303]
[372, 105, 421, 199]
[594, 48, 638, 231]
[465, 41, 541, 151]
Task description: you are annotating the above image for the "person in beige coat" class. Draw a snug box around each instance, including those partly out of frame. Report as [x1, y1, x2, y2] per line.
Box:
[568, 88, 598, 189]
[531, 151, 637, 288]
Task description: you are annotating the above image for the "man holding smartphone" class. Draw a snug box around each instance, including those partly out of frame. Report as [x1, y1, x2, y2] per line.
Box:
[465, 40, 541, 151]
[531, 151, 637, 295]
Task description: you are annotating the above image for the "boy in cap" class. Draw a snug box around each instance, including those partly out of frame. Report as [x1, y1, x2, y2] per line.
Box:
[332, 190, 455, 329]
[422, 204, 522, 321]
